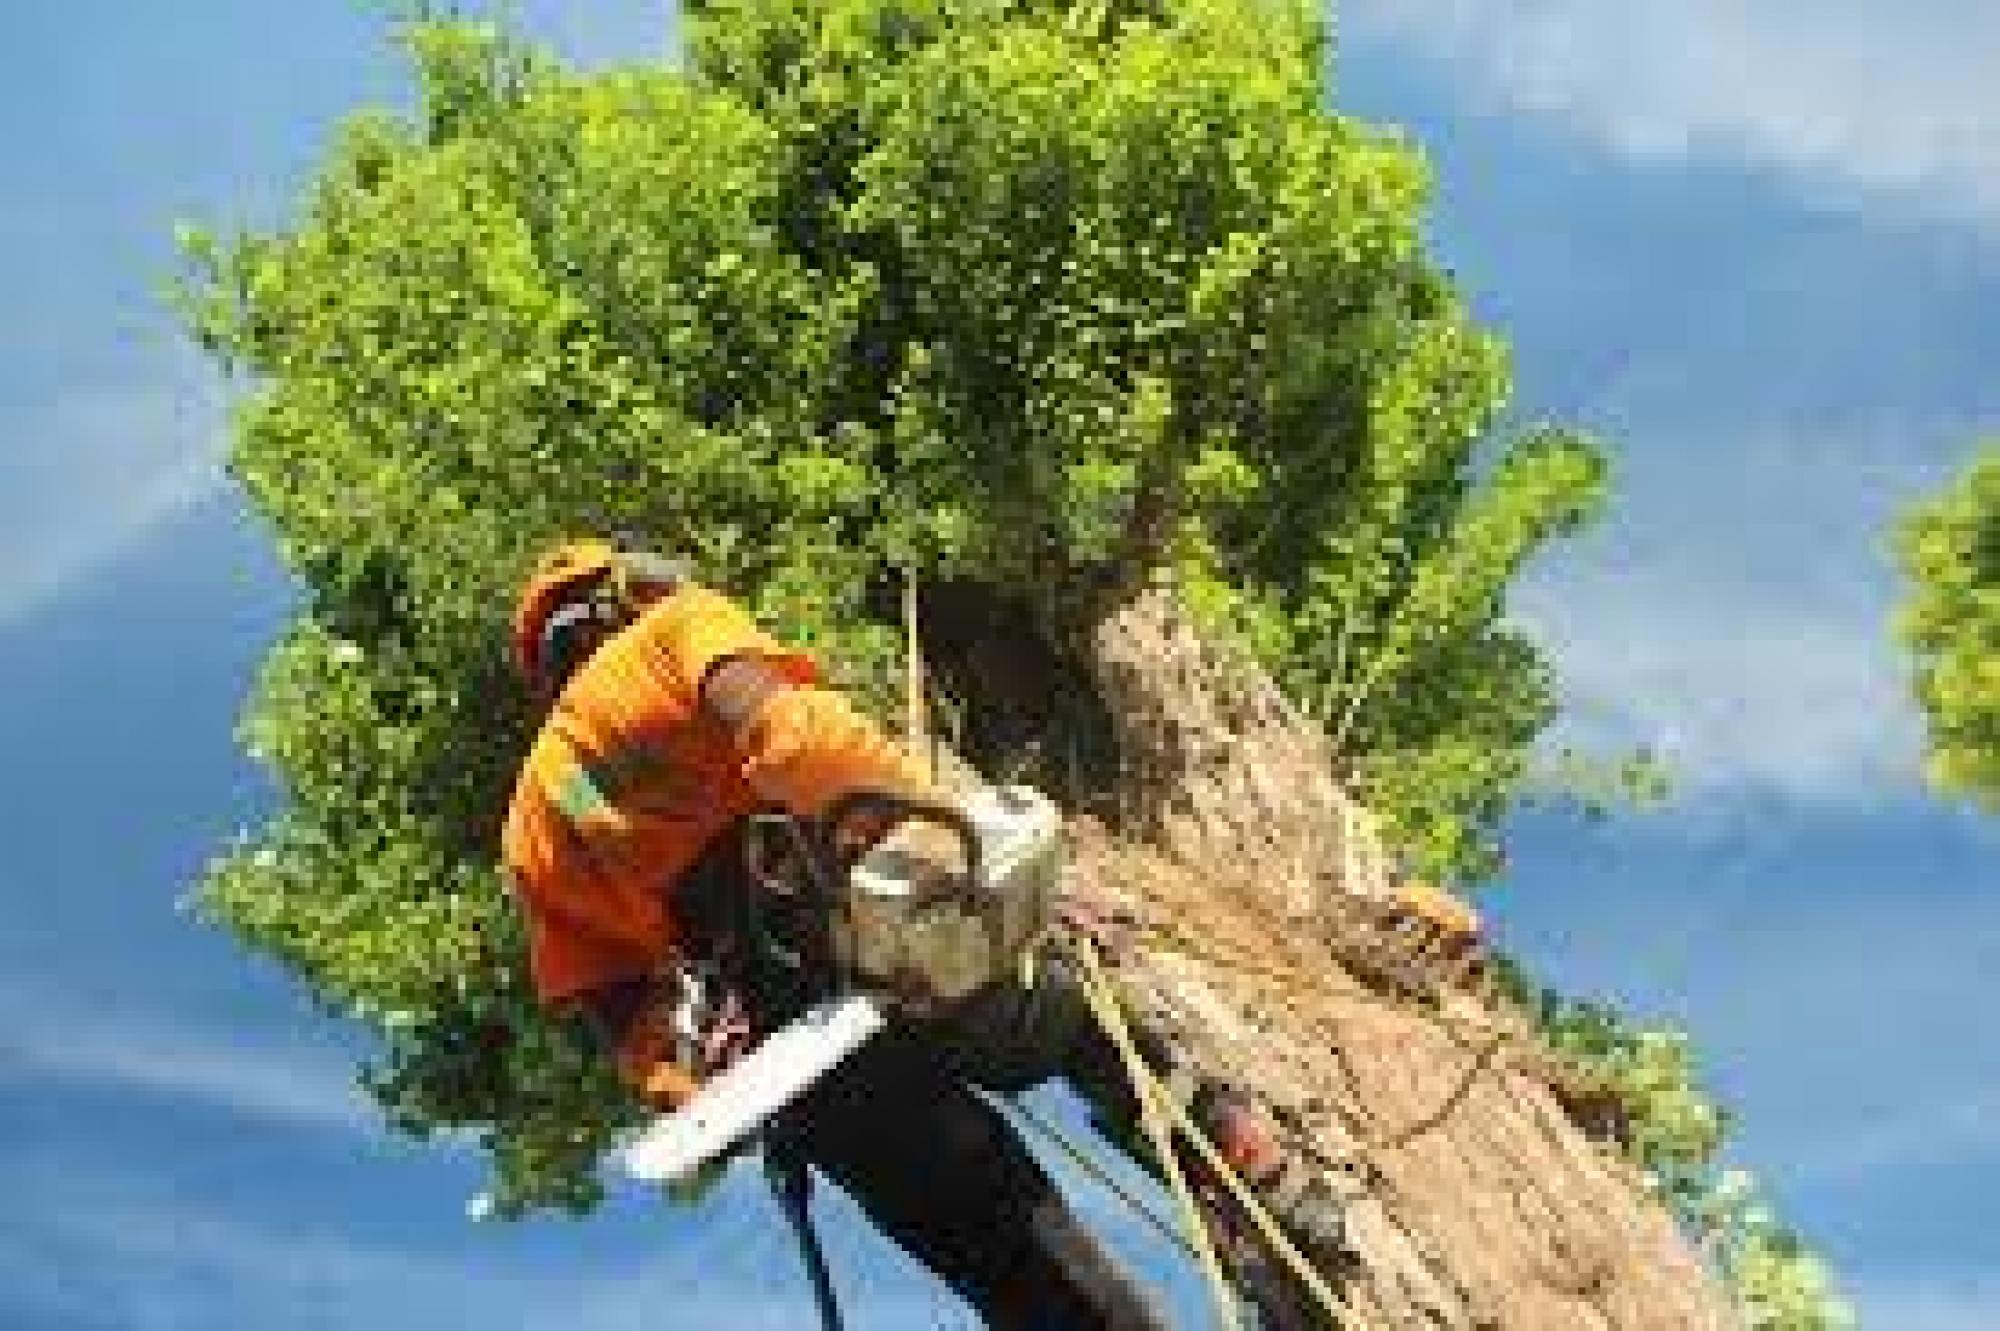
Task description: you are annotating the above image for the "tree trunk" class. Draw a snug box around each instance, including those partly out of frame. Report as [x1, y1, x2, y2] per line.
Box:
[1054, 586, 1738, 1331]
[1081, 584, 1393, 915]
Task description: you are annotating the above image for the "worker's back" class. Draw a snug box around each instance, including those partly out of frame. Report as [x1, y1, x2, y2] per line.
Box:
[502, 585, 815, 1003]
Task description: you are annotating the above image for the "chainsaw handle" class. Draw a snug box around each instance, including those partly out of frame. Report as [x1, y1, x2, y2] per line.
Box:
[737, 792, 982, 1007]
[743, 811, 834, 901]
[819, 789, 983, 889]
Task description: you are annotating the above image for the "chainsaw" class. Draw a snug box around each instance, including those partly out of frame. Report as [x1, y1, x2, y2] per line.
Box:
[618, 784, 1063, 1184]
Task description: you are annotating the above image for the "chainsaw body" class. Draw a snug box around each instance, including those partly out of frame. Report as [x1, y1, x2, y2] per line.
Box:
[838, 785, 1062, 1005]
[620, 785, 1063, 1184]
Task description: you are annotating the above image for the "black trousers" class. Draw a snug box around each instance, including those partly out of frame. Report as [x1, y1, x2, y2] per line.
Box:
[776, 1008, 1167, 1330]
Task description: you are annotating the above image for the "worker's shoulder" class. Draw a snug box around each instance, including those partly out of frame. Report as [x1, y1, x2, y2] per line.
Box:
[624, 583, 816, 680]
[613, 582, 743, 647]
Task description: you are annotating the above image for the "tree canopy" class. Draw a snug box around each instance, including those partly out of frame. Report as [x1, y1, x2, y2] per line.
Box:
[180, 0, 1608, 1216]
[1896, 444, 2000, 805]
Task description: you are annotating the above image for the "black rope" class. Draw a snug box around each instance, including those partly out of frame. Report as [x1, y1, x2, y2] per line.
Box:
[766, 1137, 844, 1331]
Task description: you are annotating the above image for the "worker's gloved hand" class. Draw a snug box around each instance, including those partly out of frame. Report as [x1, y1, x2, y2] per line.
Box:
[627, 1054, 703, 1113]
[611, 1003, 703, 1112]
[587, 968, 754, 1114]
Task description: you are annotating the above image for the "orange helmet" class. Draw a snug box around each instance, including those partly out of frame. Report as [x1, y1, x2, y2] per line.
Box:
[511, 537, 691, 692]
[511, 539, 620, 690]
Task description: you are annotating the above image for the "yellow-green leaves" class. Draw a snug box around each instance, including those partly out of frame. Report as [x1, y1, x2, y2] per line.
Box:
[185, 2, 1608, 1214]
[1896, 444, 2000, 805]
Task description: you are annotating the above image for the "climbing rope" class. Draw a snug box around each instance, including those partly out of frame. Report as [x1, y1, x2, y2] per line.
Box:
[1070, 931, 1371, 1331]
[766, 1141, 846, 1331]
[1072, 931, 1247, 1330]
[902, 567, 931, 781]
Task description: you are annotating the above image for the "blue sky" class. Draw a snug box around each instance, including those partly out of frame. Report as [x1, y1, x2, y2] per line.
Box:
[3, 2, 1996, 1327]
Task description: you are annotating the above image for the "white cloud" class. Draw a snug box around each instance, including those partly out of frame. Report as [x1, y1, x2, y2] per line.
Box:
[0, 986, 1183, 1326]
[0, 982, 368, 1134]
[0, 368, 229, 630]
[1513, 564, 1924, 803]
[4, 1188, 803, 1331]
[1502, 402, 1980, 806]
[0, 8, 677, 639]
[1342, 0, 2000, 226]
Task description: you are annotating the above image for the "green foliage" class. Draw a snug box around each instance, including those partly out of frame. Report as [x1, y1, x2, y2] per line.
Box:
[183, 3, 1612, 1213]
[1512, 978, 1852, 1329]
[1528, 988, 1729, 1203]
[1895, 443, 2000, 804]
[686, 0, 1610, 877]
[1521, 744, 1673, 822]
[1697, 1169, 1857, 1330]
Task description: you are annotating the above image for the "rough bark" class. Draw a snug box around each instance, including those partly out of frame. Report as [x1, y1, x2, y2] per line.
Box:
[1081, 585, 1394, 916]
[1053, 586, 1738, 1331]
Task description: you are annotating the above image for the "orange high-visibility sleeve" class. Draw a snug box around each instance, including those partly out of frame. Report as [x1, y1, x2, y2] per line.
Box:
[610, 1000, 701, 1111]
[739, 684, 936, 818]
[503, 734, 677, 1003]
[642, 585, 820, 702]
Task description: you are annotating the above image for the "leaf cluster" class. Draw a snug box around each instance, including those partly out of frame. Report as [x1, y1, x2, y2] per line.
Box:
[1699, 1169, 1856, 1331]
[1895, 443, 2000, 804]
[182, 2, 1610, 1212]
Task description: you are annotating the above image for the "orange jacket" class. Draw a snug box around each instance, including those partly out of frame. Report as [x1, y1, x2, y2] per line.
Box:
[501, 584, 931, 1005]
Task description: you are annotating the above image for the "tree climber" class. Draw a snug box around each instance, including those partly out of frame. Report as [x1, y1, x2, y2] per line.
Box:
[501, 538, 1349, 1328]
